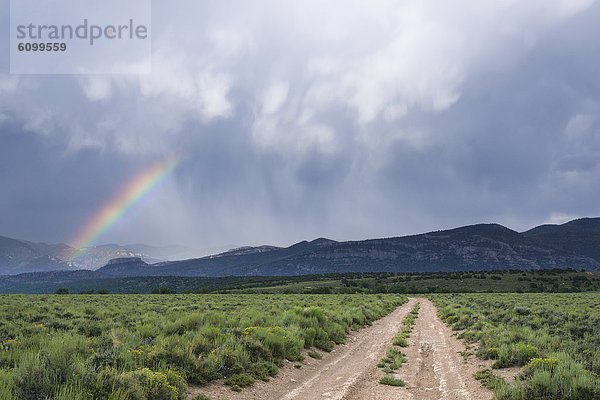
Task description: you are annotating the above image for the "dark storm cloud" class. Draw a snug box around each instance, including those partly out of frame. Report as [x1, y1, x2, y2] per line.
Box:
[0, 122, 140, 242]
[1, 0, 599, 248]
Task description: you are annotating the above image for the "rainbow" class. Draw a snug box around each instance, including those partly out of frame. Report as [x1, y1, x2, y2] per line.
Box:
[68, 156, 180, 259]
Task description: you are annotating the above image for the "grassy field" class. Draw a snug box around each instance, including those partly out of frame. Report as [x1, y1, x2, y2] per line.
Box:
[431, 293, 600, 399]
[229, 269, 600, 294]
[1, 288, 598, 399]
[0, 294, 405, 399]
[6, 269, 596, 295]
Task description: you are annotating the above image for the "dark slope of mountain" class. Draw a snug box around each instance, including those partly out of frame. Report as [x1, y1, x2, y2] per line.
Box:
[4, 217, 600, 277]
[0, 269, 106, 293]
[523, 218, 600, 262]
[0, 235, 72, 274]
[96, 224, 600, 277]
[210, 245, 282, 258]
[242, 224, 598, 275]
[21, 240, 72, 259]
[0, 269, 103, 283]
[96, 257, 151, 276]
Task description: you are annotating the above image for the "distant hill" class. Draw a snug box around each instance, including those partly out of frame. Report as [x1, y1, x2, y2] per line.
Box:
[71, 243, 227, 269]
[3, 218, 600, 277]
[96, 257, 151, 276]
[96, 223, 600, 277]
[0, 237, 208, 274]
[523, 218, 600, 262]
[0, 237, 157, 273]
[0, 235, 72, 274]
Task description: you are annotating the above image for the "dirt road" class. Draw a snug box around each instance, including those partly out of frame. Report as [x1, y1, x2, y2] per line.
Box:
[346, 298, 492, 400]
[189, 298, 492, 400]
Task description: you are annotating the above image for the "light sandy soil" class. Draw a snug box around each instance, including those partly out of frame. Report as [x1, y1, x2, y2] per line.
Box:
[188, 298, 493, 400]
[346, 298, 493, 400]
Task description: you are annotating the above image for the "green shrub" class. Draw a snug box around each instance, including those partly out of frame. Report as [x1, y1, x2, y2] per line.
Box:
[514, 306, 531, 316]
[523, 358, 560, 376]
[460, 329, 481, 343]
[128, 368, 182, 400]
[392, 335, 408, 347]
[53, 383, 87, 400]
[214, 342, 252, 377]
[251, 360, 278, 381]
[494, 343, 539, 368]
[513, 343, 539, 366]
[107, 388, 130, 400]
[225, 373, 255, 391]
[379, 348, 405, 371]
[137, 323, 160, 340]
[165, 370, 187, 400]
[13, 352, 52, 400]
[164, 313, 203, 335]
[511, 356, 600, 400]
[242, 326, 303, 361]
[474, 369, 506, 391]
[150, 335, 199, 378]
[0, 369, 14, 400]
[480, 346, 499, 359]
[77, 321, 103, 337]
[308, 350, 322, 359]
[151, 287, 175, 294]
[379, 374, 405, 386]
[194, 352, 221, 384]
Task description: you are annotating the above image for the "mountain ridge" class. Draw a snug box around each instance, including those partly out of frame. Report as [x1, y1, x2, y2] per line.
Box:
[2, 218, 599, 277]
[96, 220, 600, 277]
[0, 237, 208, 274]
[523, 217, 600, 262]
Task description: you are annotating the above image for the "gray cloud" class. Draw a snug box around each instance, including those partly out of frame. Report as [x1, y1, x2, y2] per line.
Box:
[1, 0, 599, 248]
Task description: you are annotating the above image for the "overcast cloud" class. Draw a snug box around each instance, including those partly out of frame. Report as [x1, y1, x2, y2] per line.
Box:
[1, 0, 599, 248]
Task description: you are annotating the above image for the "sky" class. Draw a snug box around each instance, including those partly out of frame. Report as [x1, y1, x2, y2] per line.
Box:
[1, 0, 600, 249]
